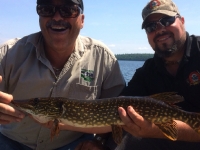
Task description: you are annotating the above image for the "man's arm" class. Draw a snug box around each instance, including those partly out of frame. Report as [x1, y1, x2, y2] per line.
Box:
[118, 106, 200, 142]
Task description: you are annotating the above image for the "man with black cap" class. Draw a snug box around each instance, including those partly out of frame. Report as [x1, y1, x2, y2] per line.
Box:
[0, 0, 125, 149]
[110, 0, 200, 149]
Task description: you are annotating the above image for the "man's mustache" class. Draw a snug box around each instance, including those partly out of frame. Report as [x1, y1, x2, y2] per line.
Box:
[46, 20, 72, 29]
[154, 32, 173, 42]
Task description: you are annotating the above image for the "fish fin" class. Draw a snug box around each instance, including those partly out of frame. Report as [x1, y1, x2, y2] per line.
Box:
[51, 119, 60, 141]
[186, 113, 200, 135]
[111, 125, 123, 145]
[149, 92, 184, 104]
[155, 121, 177, 141]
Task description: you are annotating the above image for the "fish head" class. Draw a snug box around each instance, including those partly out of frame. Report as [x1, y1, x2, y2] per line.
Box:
[12, 98, 63, 117]
[12, 98, 39, 115]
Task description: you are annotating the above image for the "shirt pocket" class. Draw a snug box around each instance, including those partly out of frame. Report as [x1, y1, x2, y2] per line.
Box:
[68, 83, 99, 100]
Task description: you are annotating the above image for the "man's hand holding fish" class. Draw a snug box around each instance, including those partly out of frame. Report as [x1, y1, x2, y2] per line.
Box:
[118, 106, 200, 142]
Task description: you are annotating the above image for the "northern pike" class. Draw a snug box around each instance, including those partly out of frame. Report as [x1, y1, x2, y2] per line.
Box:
[11, 92, 200, 144]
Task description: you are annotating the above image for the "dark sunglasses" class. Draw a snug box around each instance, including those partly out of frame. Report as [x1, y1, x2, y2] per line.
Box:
[36, 4, 82, 18]
[144, 15, 180, 33]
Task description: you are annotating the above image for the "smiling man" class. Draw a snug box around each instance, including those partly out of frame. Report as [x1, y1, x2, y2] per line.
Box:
[0, 0, 125, 150]
[112, 0, 200, 150]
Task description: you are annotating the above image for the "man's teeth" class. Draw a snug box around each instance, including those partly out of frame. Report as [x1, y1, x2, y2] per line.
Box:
[51, 26, 66, 30]
[158, 37, 169, 42]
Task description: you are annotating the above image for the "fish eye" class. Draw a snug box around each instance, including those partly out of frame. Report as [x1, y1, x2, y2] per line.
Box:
[34, 98, 39, 105]
[58, 101, 63, 112]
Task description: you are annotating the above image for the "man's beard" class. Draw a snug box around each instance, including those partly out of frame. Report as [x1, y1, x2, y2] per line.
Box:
[153, 33, 185, 58]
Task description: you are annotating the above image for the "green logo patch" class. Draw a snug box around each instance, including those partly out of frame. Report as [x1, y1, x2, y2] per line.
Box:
[81, 69, 94, 82]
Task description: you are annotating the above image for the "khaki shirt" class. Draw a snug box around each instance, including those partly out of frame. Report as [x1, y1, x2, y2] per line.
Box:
[0, 32, 125, 150]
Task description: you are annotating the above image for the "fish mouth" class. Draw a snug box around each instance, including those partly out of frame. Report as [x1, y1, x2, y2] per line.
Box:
[11, 100, 34, 110]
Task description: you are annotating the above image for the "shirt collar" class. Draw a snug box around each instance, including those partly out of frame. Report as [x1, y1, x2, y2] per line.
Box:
[25, 32, 85, 59]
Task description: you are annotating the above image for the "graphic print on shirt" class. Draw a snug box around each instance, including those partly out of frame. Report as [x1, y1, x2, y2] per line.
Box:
[187, 71, 200, 85]
[81, 69, 94, 82]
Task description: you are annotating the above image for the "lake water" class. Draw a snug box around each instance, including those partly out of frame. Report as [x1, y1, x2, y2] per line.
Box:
[118, 60, 144, 84]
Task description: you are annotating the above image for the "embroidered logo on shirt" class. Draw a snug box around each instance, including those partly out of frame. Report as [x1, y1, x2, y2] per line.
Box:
[187, 71, 200, 86]
[81, 69, 94, 82]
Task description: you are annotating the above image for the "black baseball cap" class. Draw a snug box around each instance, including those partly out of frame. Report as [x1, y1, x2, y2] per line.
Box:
[37, 0, 84, 11]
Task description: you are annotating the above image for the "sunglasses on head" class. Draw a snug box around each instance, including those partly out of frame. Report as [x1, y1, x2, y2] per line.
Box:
[144, 15, 180, 33]
[36, 4, 82, 18]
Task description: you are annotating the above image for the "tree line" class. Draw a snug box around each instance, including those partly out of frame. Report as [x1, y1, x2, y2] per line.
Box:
[115, 53, 154, 61]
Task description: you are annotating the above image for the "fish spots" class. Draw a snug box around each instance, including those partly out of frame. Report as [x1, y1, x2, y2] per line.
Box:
[12, 94, 200, 140]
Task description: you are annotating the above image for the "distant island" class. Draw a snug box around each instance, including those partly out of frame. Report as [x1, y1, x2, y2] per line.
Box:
[115, 53, 154, 61]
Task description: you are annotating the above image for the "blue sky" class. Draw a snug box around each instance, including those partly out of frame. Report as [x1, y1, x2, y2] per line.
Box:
[0, 0, 199, 54]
